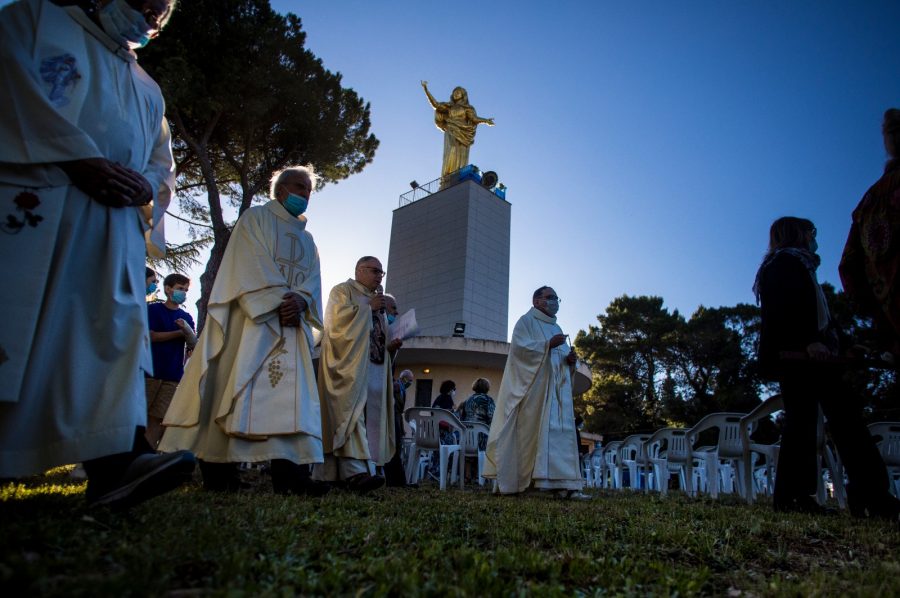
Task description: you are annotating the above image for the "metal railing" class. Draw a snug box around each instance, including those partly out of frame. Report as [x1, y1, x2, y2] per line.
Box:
[399, 165, 507, 207]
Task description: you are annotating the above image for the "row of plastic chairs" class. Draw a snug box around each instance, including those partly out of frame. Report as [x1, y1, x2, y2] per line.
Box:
[402, 407, 490, 491]
[581, 396, 900, 505]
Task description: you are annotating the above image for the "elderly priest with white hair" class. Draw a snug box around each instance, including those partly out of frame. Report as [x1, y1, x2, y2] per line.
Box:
[161, 165, 328, 496]
[483, 286, 587, 499]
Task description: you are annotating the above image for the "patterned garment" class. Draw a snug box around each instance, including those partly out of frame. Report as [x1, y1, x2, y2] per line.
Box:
[840, 166, 900, 349]
[458, 393, 495, 450]
[368, 312, 386, 364]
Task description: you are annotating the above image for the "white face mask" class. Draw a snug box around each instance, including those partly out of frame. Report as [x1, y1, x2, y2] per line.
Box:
[99, 0, 156, 50]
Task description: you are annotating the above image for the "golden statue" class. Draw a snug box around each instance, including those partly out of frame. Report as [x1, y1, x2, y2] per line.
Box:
[421, 81, 495, 181]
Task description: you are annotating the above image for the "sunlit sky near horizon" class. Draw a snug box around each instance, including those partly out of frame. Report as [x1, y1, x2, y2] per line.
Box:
[12, 0, 900, 339]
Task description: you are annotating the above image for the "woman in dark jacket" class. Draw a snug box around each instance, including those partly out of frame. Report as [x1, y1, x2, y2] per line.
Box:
[754, 216, 899, 518]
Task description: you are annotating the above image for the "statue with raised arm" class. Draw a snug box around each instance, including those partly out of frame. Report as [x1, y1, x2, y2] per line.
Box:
[421, 81, 495, 181]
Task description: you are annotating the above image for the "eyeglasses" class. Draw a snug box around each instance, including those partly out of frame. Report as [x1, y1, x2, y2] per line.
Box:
[544, 295, 561, 302]
[363, 267, 385, 276]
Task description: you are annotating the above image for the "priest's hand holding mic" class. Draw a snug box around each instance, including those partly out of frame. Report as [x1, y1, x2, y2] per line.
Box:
[279, 292, 308, 327]
[369, 285, 387, 313]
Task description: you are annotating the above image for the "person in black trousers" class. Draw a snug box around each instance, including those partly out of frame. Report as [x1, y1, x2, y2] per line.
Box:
[754, 216, 899, 519]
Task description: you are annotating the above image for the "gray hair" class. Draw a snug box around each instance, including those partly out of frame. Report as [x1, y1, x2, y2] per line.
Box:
[269, 165, 317, 200]
[356, 256, 379, 268]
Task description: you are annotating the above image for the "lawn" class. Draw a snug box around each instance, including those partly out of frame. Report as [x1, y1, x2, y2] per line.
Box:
[2, 467, 899, 596]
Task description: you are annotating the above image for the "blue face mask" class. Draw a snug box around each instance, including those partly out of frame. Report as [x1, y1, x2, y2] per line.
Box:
[808, 238, 818, 253]
[171, 290, 187, 304]
[386, 314, 397, 325]
[99, 0, 156, 49]
[283, 193, 308, 217]
[146, 282, 157, 295]
[544, 299, 560, 316]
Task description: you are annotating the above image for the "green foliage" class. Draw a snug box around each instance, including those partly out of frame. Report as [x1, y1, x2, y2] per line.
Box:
[138, 0, 378, 321]
[575, 290, 898, 439]
[3, 472, 900, 595]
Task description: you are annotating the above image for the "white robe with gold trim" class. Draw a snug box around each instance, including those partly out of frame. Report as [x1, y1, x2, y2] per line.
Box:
[160, 201, 323, 464]
[317, 280, 395, 471]
[483, 307, 583, 494]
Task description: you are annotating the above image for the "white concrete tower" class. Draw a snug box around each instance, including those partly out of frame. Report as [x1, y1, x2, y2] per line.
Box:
[386, 178, 511, 341]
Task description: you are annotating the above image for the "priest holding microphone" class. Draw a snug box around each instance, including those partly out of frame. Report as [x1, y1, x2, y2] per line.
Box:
[315, 257, 402, 494]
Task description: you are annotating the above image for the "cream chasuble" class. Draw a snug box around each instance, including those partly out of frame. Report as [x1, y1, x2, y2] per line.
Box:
[0, 0, 174, 476]
[483, 307, 583, 494]
[160, 201, 323, 465]
[318, 280, 395, 467]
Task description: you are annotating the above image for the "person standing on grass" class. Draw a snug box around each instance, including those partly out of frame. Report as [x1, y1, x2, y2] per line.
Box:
[0, 0, 196, 509]
[160, 166, 329, 497]
[315, 257, 402, 494]
[144, 272, 196, 448]
[754, 216, 900, 519]
[483, 286, 587, 499]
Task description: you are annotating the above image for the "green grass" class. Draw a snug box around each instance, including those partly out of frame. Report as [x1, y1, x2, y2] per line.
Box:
[2, 468, 899, 596]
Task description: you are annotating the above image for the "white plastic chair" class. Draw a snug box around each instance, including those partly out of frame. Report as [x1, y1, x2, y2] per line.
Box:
[461, 420, 490, 486]
[588, 446, 604, 488]
[404, 407, 466, 490]
[617, 434, 651, 490]
[600, 441, 622, 489]
[868, 422, 900, 498]
[645, 427, 691, 496]
[686, 412, 749, 499]
[740, 395, 783, 504]
[581, 453, 593, 487]
[816, 409, 847, 509]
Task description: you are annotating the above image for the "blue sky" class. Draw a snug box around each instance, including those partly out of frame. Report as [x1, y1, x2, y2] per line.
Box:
[13, 0, 899, 339]
[257, 1, 900, 338]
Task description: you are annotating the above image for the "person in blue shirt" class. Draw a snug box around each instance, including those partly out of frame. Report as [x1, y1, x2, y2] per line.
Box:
[145, 272, 197, 448]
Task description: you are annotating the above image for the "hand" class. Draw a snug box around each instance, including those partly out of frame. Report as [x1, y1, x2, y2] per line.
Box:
[174, 318, 191, 334]
[369, 294, 387, 312]
[58, 158, 152, 207]
[388, 338, 403, 353]
[549, 333, 567, 348]
[279, 292, 307, 327]
[806, 342, 833, 361]
[566, 351, 577, 365]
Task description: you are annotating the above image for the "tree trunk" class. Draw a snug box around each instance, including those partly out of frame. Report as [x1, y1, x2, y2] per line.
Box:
[196, 228, 231, 333]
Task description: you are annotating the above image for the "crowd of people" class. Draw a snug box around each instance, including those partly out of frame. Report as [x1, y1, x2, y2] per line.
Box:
[0, 0, 898, 521]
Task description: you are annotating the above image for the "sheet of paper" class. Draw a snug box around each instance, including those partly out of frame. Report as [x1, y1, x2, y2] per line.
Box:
[389, 308, 419, 341]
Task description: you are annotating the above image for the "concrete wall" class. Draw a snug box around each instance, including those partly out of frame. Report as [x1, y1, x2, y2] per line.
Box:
[386, 180, 510, 341]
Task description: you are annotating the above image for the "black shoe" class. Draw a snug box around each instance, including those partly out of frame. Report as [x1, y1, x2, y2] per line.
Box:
[774, 496, 836, 516]
[89, 451, 195, 509]
[345, 473, 385, 495]
[273, 475, 331, 497]
[270, 460, 331, 497]
[859, 494, 900, 521]
[199, 460, 250, 492]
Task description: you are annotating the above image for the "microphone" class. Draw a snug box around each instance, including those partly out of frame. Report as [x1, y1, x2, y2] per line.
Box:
[375, 285, 385, 314]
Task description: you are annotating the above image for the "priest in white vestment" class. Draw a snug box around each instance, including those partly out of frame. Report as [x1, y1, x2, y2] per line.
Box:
[315, 257, 400, 494]
[0, 0, 196, 508]
[160, 166, 329, 495]
[483, 286, 586, 497]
